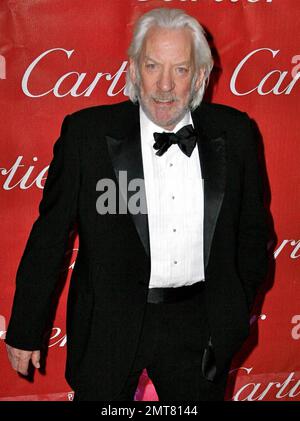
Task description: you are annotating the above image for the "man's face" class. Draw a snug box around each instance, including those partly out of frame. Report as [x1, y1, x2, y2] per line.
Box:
[129, 26, 205, 130]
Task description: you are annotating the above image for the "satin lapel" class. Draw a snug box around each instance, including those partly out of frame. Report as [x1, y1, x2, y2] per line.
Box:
[104, 103, 226, 269]
[192, 114, 227, 271]
[105, 119, 150, 257]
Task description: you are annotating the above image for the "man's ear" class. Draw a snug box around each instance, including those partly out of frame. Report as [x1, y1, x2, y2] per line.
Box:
[129, 58, 137, 84]
[194, 68, 206, 92]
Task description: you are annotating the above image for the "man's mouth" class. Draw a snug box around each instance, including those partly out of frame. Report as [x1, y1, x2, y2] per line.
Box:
[153, 98, 174, 105]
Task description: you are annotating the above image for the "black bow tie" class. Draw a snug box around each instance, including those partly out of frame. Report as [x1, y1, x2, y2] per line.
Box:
[153, 124, 197, 157]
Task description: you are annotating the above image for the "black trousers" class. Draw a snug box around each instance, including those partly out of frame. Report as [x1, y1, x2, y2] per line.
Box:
[74, 287, 230, 401]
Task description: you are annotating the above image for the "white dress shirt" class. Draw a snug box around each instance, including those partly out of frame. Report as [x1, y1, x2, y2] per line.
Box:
[140, 106, 205, 288]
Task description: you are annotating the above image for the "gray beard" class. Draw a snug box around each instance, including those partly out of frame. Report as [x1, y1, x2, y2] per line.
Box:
[137, 93, 192, 130]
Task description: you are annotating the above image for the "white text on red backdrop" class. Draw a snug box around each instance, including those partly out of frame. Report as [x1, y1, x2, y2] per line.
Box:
[20, 48, 299, 98]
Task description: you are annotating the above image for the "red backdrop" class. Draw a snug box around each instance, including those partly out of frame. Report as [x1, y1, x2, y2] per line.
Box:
[0, 0, 299, 401]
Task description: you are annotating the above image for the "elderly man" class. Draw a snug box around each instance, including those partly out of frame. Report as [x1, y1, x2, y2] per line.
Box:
[5, 8, 269, 401]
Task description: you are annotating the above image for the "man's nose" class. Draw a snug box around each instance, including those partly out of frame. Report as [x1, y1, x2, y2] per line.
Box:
[157, 69, 175, 92]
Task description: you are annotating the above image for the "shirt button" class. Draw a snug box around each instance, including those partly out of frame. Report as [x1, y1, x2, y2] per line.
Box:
[173, 228, 176, 232]
[169, 163, 173, 167]
[174, 260, 178, 264]
[171, 195, 175, 200]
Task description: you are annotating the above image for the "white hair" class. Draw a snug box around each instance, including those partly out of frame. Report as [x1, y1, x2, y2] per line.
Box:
[125, 8, 214, 110]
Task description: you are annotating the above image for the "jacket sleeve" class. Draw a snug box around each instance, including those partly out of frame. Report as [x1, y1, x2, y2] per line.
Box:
[237, 113, 269, 312]
[5, 114, 80, 350]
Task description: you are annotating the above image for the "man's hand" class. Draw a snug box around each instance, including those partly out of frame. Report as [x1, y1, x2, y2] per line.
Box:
[6, 344, 40, 376]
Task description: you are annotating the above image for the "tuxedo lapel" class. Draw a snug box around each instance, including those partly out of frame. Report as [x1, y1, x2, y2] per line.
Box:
[192, 109, 227, 382]
[192, 111, 227, 271]
[104, 102, 227, 273]
[105, 108, 150, 257]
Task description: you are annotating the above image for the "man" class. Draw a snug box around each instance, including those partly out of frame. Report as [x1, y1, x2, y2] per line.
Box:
[5, 8, 269, 401]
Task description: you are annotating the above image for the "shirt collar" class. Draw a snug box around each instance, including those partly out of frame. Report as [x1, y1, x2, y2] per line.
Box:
[139, 105, 193, 145]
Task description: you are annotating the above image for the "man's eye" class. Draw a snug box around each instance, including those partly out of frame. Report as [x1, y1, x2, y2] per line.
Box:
[146, 63, 156, 70]
[177, 67, 188, 75]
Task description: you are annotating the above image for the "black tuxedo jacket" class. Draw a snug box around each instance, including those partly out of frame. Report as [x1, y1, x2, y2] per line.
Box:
[6, 100, 269, 400]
